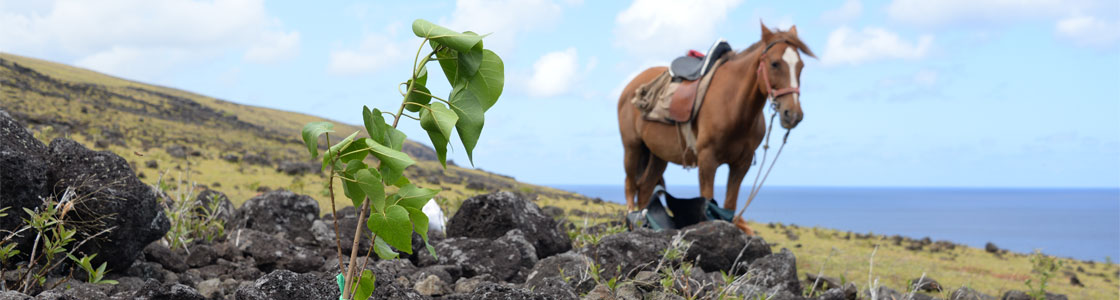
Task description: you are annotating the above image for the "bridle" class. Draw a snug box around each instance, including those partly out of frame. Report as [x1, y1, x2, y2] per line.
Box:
[756, 40, 800, 102]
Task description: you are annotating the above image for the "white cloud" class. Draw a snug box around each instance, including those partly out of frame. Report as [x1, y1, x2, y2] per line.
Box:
[886, 0, 1066, 27]
[245, 31, 300, 63]
[821, 27, 933, 66]
[0, 0, 299, 79]
[447, 0, 565, 54]
[614, 0, 744, 58]
[526, 48, 580, 98]
[820, 0, 862, 24]
[327, 33, 406, 76]
[1055, 15, 1120, 48]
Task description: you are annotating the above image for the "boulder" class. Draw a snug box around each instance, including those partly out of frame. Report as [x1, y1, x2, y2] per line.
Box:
[950, 287, 996, 300]
[413, 274, 451, 296]
[910, 276, 942, 292]
[0, 111, 50, 251]
[0, 291, 31, 300]
[234, 190, 319, 243]
[680, 221, 771, 273]
[186, 244, 218, 268]
[525, 276, 578, 300]
[234, 270, 339, 300]
[312, 207, 371, 256]
[194, 189, 235, 226]
[580, 228, 671, 279]
[233, 229, 324, 273]
[745, 249, 801, 295]
[143, 242, 188, 272]
[524, 251, 595, 294]
[446, 192, 571, 259]
[427, 237, 523, 282]
[1000, 290, 1067, 300]
[47, 138, 170, 272]
[444, 282, 550, 300]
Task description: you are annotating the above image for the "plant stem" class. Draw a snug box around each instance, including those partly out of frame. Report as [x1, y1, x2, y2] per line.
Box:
[325, 133, 345, 276]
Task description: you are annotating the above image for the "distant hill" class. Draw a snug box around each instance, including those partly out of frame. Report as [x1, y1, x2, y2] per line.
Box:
[0, 52, 609, 214]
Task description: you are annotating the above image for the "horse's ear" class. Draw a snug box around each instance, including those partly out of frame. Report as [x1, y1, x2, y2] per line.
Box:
[760, 20, 773, 42]
[789, 25, 798, 36]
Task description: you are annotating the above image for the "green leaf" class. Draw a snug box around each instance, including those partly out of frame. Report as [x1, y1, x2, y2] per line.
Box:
[448, 84, 485, 165]
[404, 83, 431, 113]
[391, 175, 411, 188]
[471, 49, 504, 111]
[435, 44, 460, 85]
[354, 270, 376, 300]
[395, 184, 440, 210]
[458, 46, 483, 78]
[415, 64, 428, 86]
[353, 168, 385, 213]
[367, 205, 413, 254]
[419, 102, 458, 167]
[363, 139, 415, 185]
[340, 161, 368, 206]
[405, 206, 437, 259]
[362, 106, 385, 143]
[386, 126, 406, 151]
[301, 122, 335, 159]
[412, 19, 482, 53]
[372, 236, 399, 260]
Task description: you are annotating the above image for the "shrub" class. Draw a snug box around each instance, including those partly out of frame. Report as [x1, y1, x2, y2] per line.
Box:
[301, 19, 504, 300]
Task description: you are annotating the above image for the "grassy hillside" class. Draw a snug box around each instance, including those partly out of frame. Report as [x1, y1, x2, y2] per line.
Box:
[2, 52, 1114, 299]
[0, 52, 596, 214]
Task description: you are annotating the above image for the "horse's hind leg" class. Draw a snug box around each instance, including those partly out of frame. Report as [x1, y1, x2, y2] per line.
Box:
[623, 146, 646, 211]
[635, 155, 668, 210]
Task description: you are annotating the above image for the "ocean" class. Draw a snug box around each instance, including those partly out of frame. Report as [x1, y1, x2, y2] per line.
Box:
[550, 185, 1120, 262]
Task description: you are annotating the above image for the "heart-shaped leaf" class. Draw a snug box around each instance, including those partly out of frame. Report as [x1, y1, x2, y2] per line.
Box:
[412, 19, 483, 53]
[301, 122, 334, 159]
[395, 184, 440, 210]
[353, 168, 385, 214]
[448, 84, 485, 165]
[420, 102, 458, 167]
[367, 205, 413, 254]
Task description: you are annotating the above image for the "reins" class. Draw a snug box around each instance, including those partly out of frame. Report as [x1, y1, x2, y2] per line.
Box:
[736, 41, 797, 220]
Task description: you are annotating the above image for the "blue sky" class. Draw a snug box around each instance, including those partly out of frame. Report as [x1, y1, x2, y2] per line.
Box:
[2, 0, 1118, 188]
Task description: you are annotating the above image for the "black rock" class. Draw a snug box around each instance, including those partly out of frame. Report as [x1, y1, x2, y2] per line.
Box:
[126, 261, 168, 283]
[145, 160, 159, 169]
[233, 229, 324, 273]
[1001, 290, 1067, 300]
[186, 244, 218, 268]
[275, 160, 318, 176]
[524, 276, 578, 300]
[39, 281, 113, 299]
[910, 276, 942, 292]
[46, 138, 171, 272]
[0, 291, 31, 300]
[444, 282, 550, 300]
[0, 112, 49, 261]
[311, 209, 371, 257]
[234, 190, 319, 242]
[580, 228, 671, 279]
[166, 145, 190, 159]
[540, 206, 564, 220]
[524, 251, 595, 295]
[985, 242, 1000, 253]
[680, 221, 771, 274]
[144, 242, 189, 273]
[428, 237, 523, 282]
[150, 283, 205, 300]
[1070, 274, 1084, 287]
[194, 189, 235, 226]
[950, 287, 996, 300]
[745, 249, 801, 295]
[446, 192, 572, 259]
[234, 270, 339, 300]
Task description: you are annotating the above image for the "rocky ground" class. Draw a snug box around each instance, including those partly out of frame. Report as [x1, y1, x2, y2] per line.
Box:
[0, 111, 1071, 300]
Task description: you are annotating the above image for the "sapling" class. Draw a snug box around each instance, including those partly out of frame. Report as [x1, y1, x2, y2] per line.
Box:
[301, 19, 503, 300]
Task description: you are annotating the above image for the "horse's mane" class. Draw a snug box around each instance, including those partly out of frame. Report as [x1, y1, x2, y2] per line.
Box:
[734, 29, 815, 60]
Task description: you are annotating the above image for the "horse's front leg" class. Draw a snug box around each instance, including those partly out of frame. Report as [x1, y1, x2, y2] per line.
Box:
[697, 150, 719, 200]
[724, 161, 750, 211]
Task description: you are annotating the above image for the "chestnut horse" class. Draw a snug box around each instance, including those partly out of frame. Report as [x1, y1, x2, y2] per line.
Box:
[617, 23, 814, 233]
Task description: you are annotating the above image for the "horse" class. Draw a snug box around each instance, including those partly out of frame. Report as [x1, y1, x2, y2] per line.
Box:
[617, 22, 815, 234]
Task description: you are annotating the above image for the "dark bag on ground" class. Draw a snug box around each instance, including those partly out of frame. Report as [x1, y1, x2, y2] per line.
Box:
[626, 185, 735, 231]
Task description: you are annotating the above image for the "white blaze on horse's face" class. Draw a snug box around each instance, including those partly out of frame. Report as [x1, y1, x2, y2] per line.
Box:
[781, 47, 800, 106]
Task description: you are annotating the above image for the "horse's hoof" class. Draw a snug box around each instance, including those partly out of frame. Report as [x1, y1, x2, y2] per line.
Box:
[733, 216, 755, 236]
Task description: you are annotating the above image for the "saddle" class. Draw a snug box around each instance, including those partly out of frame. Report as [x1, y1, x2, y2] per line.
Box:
[631, 39, 733, 124]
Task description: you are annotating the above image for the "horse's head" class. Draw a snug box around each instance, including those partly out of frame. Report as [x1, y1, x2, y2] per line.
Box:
[756, 22, 815, 129]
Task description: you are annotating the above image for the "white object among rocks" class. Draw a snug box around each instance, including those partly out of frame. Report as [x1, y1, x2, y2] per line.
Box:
[423, 199, 446, 233]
